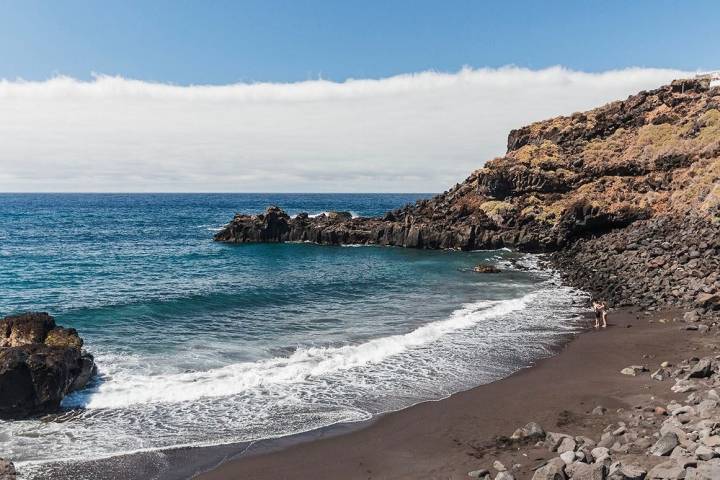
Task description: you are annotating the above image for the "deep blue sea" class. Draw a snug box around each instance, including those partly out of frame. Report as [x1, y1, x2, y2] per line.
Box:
[0, 193, 585, 477]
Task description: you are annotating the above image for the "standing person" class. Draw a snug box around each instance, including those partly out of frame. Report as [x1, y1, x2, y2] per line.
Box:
[592, 300, 607, 328]
[600, 301, 608, 328]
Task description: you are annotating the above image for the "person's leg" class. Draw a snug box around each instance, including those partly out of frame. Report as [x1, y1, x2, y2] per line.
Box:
[602, 310, 608, 327]
[594, 311, 600, 328]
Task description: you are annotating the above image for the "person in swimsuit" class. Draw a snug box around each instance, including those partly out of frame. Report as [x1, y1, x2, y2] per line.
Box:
[592, 300, 608, 328]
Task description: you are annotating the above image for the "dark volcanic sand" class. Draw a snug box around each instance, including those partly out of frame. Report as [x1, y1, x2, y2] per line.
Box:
[43, 308, 703, 480]
[193, 309, 701, 480]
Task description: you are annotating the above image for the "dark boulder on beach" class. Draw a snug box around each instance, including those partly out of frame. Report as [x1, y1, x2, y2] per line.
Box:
[0, 312, 96, 419]
[214, 78, 720, 311]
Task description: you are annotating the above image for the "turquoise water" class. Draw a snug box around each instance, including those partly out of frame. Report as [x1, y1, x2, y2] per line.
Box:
[0, 194, 585, 476]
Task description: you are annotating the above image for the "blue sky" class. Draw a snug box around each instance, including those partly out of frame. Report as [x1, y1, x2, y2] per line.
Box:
[0, 0, 717, 84]
[0, 1, 716, 191]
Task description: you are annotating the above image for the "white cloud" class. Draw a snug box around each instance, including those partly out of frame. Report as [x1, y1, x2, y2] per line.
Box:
[0, 66, 692, 192]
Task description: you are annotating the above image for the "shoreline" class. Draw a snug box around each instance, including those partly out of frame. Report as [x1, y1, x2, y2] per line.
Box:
[30, 306, 699, 479]
[193, 307, 697, 480]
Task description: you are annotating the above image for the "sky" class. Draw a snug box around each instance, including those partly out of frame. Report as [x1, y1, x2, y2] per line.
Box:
[0, 0, 717, 192]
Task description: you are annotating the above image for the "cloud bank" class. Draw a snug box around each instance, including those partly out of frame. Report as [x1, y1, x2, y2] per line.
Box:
[0, 66, 691, 192]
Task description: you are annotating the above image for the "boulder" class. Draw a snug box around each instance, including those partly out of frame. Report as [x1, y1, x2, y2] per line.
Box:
[557, 437, 578, 454]
[695, 293, 720, 309]
[652, 368, 671, 381]
[647, 460, 686, 479]
[568, 462, 605, 480]
[591, 447, 610, 461]
[560, 451, 576, 465]
[650, 432, 679, 456]
[511, 421, 546, 441]
[687, 359, 714, 379]
[690, 459, 720, 480]
[546, 432, 573, 451]
[532, 458, 567, 480]
[493, 460, 507, 472]
[621, 366, 648, 376]
[0, 312, 96, 419]
[694, 445, 716, 461]
[592, 406, 607, 416]
[700, 435, 720, 448]
[618, 464, 647, 480]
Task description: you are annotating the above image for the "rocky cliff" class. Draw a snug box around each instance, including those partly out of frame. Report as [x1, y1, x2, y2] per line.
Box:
[0, 312, 96, 419]
[215, 78, 719, 311]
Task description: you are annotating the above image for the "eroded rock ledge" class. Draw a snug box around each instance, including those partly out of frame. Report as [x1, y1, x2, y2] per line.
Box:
[0, 312, 96, 419]
[215, 79, 720, 312]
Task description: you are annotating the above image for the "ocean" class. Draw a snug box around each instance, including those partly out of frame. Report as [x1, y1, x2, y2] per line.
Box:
[0, 193, 585, 478]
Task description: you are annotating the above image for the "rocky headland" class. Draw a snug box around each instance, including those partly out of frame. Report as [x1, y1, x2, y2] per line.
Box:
[0, 312, 96, 419]
[215, 78, 719, 314]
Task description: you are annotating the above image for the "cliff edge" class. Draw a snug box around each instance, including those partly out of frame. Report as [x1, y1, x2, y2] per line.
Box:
[215, 78, 719, 311]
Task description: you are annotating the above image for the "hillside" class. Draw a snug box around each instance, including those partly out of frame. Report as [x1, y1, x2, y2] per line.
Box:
[215, 78, 719, 310]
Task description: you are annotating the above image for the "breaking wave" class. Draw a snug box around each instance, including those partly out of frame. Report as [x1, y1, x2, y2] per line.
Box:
[65, 294, 534, 409]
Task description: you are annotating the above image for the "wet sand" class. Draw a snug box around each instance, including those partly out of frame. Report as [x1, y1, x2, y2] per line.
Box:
[193, 308, 699, 480]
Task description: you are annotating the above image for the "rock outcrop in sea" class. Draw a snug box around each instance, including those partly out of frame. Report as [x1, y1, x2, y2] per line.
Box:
[215, 78, 719, 312]
[0, 312, 96, 419]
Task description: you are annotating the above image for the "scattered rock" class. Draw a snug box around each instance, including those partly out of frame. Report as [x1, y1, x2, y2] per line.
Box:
[693, 460, 720, 479]
[652, 368, 671, 381]
[531, 457, 566, 480]
[511, 422, 546, 441]
[559, 451, 576, 465]
[619, 464, 647, 480]
[687, 359, 714, 379]
[650, 432, 679, 456]
[493, 460, 507, 472]
[695, 445, 716, 460]
[591, 446, 610, 459]
[468, 469, 491, 479]
[647, 460, 686, 479]
[592, 406, 607, 416]
[545, 432, 573, 452]
[621, 366, 648, 376]
[557, 437, 578, 454]
[695, 293, 720, 309]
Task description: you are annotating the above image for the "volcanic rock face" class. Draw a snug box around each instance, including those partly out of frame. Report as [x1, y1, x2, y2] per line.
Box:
[552, 215, 719, 310]
[215, 79, 720, 310]
[0, 312, 96, 419]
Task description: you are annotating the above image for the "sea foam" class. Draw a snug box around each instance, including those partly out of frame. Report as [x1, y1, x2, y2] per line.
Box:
[65, 293, 534, 409]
